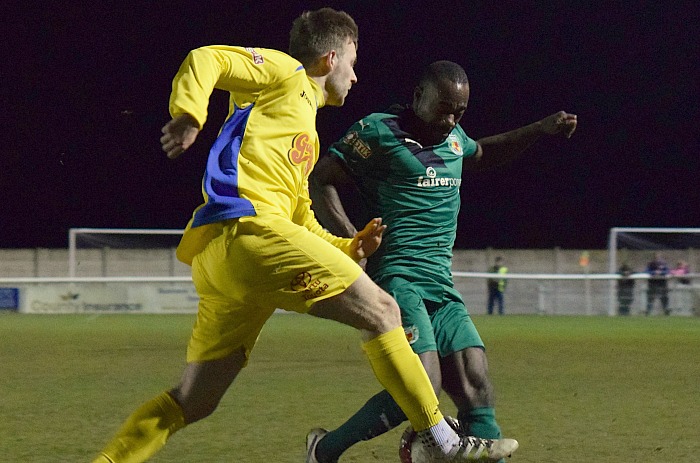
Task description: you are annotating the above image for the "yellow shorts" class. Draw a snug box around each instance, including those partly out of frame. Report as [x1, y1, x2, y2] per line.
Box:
[186, 214, 362, 363]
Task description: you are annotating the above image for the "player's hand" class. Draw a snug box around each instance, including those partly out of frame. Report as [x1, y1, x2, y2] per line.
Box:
[540, 111, 577, 138]
[350, 218, 387, 261]
[160, 114, 200, 159]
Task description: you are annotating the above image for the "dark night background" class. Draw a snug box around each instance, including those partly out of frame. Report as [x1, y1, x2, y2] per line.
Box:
[3, 1, 699, 250]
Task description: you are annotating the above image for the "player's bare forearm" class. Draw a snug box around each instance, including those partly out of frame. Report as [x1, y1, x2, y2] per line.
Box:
[310, 184, 357, 238]
[309, 155, 358, 238]
[470, 111, 577, 170]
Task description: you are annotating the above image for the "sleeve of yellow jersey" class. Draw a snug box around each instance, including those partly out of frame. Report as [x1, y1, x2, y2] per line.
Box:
[168, 45, 298, 129]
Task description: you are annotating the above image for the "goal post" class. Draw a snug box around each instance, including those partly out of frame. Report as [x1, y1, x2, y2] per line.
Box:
[68, 228, 184, 278]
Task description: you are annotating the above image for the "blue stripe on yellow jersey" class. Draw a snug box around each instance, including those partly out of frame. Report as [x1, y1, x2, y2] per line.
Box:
[192, 104, 255, 227]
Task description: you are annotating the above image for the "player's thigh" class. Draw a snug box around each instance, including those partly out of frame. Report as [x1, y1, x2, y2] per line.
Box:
[309, 272, 400, 332]
[187, 270, 276, 364]
[187, 214, 360, 363]
[432, 296, 484, 357]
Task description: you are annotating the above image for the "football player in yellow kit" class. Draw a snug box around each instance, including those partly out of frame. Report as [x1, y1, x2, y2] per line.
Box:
[92, 8, 516, 463]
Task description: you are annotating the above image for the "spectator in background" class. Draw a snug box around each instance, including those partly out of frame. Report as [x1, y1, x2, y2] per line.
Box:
[670, 260, 690, 285]
[669, 260, 691, 314]
[646, 252, 670, 315]
[617, 262, 635, 315]
[487, 257, 508, 315]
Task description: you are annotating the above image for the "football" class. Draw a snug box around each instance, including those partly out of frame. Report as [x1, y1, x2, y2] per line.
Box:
[399, 425, 431, 463]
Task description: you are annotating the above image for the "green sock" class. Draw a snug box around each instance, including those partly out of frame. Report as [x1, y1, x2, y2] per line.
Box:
[458, 406, 501, 439]
[458, 406, 504, 463]
[316, 389, 406, 463]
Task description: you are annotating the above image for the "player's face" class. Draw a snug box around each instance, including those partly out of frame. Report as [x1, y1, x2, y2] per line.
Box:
[325, 38, 358, 107]
[412, 79, 469, 144]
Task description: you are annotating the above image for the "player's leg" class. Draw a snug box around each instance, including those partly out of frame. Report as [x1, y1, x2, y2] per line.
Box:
[441, 348, 501, 439]
[310, 288, 442, 463]
[309, 350, 441, 463]
[434, 291, 504, 443]
[93, 222, 275, 463]
[93, 352, 246, 463]
[309, 277, 455, 438]
[234, 215, 507, 461]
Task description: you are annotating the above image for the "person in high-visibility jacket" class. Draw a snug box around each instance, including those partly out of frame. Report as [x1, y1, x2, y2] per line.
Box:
[487, 257, 508, 315]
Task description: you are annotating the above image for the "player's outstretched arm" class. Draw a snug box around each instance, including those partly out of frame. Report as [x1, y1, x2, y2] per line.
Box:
[160, 114, 201, 159]
[466, 110, 577, 171]
[349, 218, 387, 261]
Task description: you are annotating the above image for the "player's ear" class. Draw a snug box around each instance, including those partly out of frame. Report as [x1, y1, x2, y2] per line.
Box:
[323, 50, 337, 73]
[413, 86, 423, 105]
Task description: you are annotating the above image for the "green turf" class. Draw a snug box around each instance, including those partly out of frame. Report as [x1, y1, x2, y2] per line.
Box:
[1, 313, 698, 462]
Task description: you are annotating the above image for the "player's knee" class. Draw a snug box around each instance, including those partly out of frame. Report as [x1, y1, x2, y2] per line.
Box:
[367, 289, 401, 332]
[169, 387, 220, 424]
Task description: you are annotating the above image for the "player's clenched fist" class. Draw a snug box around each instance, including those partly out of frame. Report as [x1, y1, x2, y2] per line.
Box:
[160, 113, 201, 159]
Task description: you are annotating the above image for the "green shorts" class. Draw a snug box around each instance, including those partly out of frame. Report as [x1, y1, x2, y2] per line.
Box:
[381, 276, 484, 356]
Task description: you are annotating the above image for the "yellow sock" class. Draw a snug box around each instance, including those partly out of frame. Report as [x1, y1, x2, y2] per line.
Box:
[362, 326, 443, 431]
[94, 391, 186, 463]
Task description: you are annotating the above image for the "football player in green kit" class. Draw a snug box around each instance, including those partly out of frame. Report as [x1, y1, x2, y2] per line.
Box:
[307, 60, 577, 463]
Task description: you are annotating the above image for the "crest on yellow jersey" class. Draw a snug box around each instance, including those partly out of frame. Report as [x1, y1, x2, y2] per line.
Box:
[288, 132, 314, 174]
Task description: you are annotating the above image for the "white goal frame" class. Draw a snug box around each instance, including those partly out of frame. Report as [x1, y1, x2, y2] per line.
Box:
[607, 227, 700, 316]
[68, 228, 184, 278]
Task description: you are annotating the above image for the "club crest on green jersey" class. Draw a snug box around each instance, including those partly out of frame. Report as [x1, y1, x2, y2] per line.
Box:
[447, 134, 462, 155]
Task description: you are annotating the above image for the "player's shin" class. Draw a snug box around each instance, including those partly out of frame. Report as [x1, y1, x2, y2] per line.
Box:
[93, 391, 186, 463]
[361, 327, 460, 456]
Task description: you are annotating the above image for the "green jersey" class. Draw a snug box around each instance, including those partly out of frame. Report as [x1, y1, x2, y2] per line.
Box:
[329, 105, 477, 288]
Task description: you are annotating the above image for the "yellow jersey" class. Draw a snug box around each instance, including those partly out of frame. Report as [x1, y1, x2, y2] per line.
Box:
[169, 45, 350, 264]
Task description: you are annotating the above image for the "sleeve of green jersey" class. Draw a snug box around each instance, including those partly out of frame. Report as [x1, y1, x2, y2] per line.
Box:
[456, 126, 478, 158]
[327, 118, 383, 177]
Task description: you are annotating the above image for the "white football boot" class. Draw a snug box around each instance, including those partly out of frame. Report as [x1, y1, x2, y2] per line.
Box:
[305, 428, 335, 463]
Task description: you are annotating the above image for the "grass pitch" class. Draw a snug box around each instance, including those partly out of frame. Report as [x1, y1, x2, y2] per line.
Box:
[1, 313, 698, 462]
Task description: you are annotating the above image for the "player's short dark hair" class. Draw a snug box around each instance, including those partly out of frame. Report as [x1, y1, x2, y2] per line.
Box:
[419, 60, 469, 88]
[289, 8, 358, 68]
